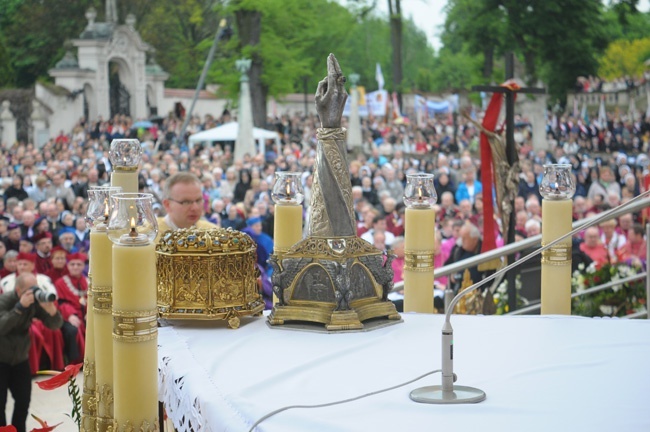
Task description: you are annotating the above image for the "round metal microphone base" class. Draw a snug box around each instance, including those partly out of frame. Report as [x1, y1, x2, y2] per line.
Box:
[409, 385, 486, 404]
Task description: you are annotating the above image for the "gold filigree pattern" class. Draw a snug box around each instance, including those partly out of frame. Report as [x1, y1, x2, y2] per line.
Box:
[96, 416, 114, 432]
[114, 418, 159, 432]
[156, 228, 264, 321]
[112, 310, 158, 342]
[113, 165, 138, 172]
[97, 384, 114, 417]
[93, 289, 112, 314]
[83, 359, 95, 389]
[541, 243, 572, 266]
[81, 414, 96, 432]
[156, 227, 255, 255]
[86, 394, 98, 415]
[284, 236, 380, 259]
[404, 251, 435, 271]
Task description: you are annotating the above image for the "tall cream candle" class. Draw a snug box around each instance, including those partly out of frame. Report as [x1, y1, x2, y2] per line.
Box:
[273, 205, 303, 252]
[81, 286, 96, 432]
[112, 242, 158, 430]
[541, 199, 573, 315]
[272, 204, 303, 304]
[90, 228, 114, 429]
[404, 207, 435, 313]
[110, 171, 138, 194]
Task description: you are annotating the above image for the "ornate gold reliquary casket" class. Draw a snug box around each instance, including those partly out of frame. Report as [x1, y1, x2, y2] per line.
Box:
[155, 227, 264, 328]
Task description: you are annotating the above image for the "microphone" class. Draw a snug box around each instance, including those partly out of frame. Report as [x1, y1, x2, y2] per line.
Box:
[409, 297, 486, 404]
[410, 189, 650, 404]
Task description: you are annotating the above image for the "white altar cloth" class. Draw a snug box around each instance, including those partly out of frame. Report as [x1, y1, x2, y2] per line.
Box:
[157, 314, 650, 432]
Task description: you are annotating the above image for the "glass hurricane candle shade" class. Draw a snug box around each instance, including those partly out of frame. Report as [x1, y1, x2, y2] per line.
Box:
[108, 139, 142, 170]
[271, 172, 305, 205]
[404, 173, 437, 209]
[539, 164, 576, 200]
[107, 193, 158, 245]
[86, 186, 123, 229]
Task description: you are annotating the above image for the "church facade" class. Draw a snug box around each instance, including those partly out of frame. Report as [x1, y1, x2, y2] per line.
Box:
[36, 5, 168, 141]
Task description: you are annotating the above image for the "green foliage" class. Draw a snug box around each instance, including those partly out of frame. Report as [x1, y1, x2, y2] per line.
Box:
[339, 16, 392, 90]
[0, 32, 15, 87]
[429, 47, 483, 93]
[2, 0, 102, 88]
[138, 0, 223, 89]
[598, 37, 650, 80]
[5, 0, 648, 110]
[601, 7, 650, 41]
[441, 0, 611, 101]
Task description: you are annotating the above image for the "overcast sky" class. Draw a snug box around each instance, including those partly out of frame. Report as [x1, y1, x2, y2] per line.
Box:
[376, 0, 650, 52]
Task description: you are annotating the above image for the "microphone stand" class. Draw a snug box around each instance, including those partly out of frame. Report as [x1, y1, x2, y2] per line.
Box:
[410, 189, 650, 404]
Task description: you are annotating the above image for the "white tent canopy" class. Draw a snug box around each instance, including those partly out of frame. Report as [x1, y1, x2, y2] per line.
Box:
[187, 122, 280, 155]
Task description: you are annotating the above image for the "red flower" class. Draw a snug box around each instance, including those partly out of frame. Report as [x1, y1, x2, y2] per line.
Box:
[593, 276, 601, 283]
[29, 415, 62, 432]
[36, 363, 82, 391]
[0, 426, 18, 432]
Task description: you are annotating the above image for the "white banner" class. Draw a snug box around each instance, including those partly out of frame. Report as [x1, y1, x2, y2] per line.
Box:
[343, 90, 387, 118]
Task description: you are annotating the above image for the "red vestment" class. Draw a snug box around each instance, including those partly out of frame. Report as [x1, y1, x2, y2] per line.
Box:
[54, 274, 88, 364]
[44, 267, 68, 283]
[35, 253, 52, 275]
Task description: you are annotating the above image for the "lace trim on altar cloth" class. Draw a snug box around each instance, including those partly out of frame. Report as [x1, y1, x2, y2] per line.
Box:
[158, 325, 255, 431]
[159, 353, 209, 431]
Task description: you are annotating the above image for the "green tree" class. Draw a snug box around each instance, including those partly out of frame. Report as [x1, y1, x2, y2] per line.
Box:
[430, 46, 484, 93]
[601, 7, 650, 41]
[2, 0, 101, 88]
[401, 19, 436, 92]
[442, 0, 506, 79]
[138, 0, 224, 89]
[211, 0, 357, 126]
[598, 37, 650, 79]
[0, 32, 14, 87]
[440, 0, 609, 101]
[342, 16, 391, 91]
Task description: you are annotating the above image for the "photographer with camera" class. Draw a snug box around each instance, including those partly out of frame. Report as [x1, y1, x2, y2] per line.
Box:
[0, 272, 63, 432]
[0, 253, 66, 374]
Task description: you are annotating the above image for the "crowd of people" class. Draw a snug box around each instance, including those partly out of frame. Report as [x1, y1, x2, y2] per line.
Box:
[575, 73, 650, 93]
[1, 101, 649, 430]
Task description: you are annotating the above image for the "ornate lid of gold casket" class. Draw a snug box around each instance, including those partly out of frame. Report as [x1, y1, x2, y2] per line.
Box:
[155, 227, 264, 328]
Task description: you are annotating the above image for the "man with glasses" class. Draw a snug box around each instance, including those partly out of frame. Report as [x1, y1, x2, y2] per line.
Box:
[157, 172, 216, 242]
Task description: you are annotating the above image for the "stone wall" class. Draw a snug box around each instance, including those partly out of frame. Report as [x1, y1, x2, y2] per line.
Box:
[0, 89, 33, 144]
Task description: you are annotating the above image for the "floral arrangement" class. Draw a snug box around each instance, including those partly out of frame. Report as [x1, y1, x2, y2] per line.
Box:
[572, 262, 646, 317]
[493, 275, 528, 315]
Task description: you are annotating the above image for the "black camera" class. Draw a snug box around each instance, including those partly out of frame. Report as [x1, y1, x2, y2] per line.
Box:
[31, 286, 56, 303]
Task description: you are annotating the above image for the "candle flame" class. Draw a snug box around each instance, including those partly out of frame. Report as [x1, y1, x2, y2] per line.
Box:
[128, 217, 138, 238]
[103, 199, 109, 218]
[285, 181, 291, 196]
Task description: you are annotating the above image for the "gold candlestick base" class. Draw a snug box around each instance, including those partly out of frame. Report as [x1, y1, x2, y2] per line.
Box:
[81, 414, 96, 432]
[96, 416, 114, 432]
[115, 418, 160, 432]
[267, 236, 401, 331]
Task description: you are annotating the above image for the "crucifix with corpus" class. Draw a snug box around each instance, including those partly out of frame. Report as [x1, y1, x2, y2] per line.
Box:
[470, 52, 545, 313]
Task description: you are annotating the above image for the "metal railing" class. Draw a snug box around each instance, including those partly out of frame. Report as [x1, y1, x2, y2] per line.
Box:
[392, 191, 650, 318]
[507, 272, 647, 316]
